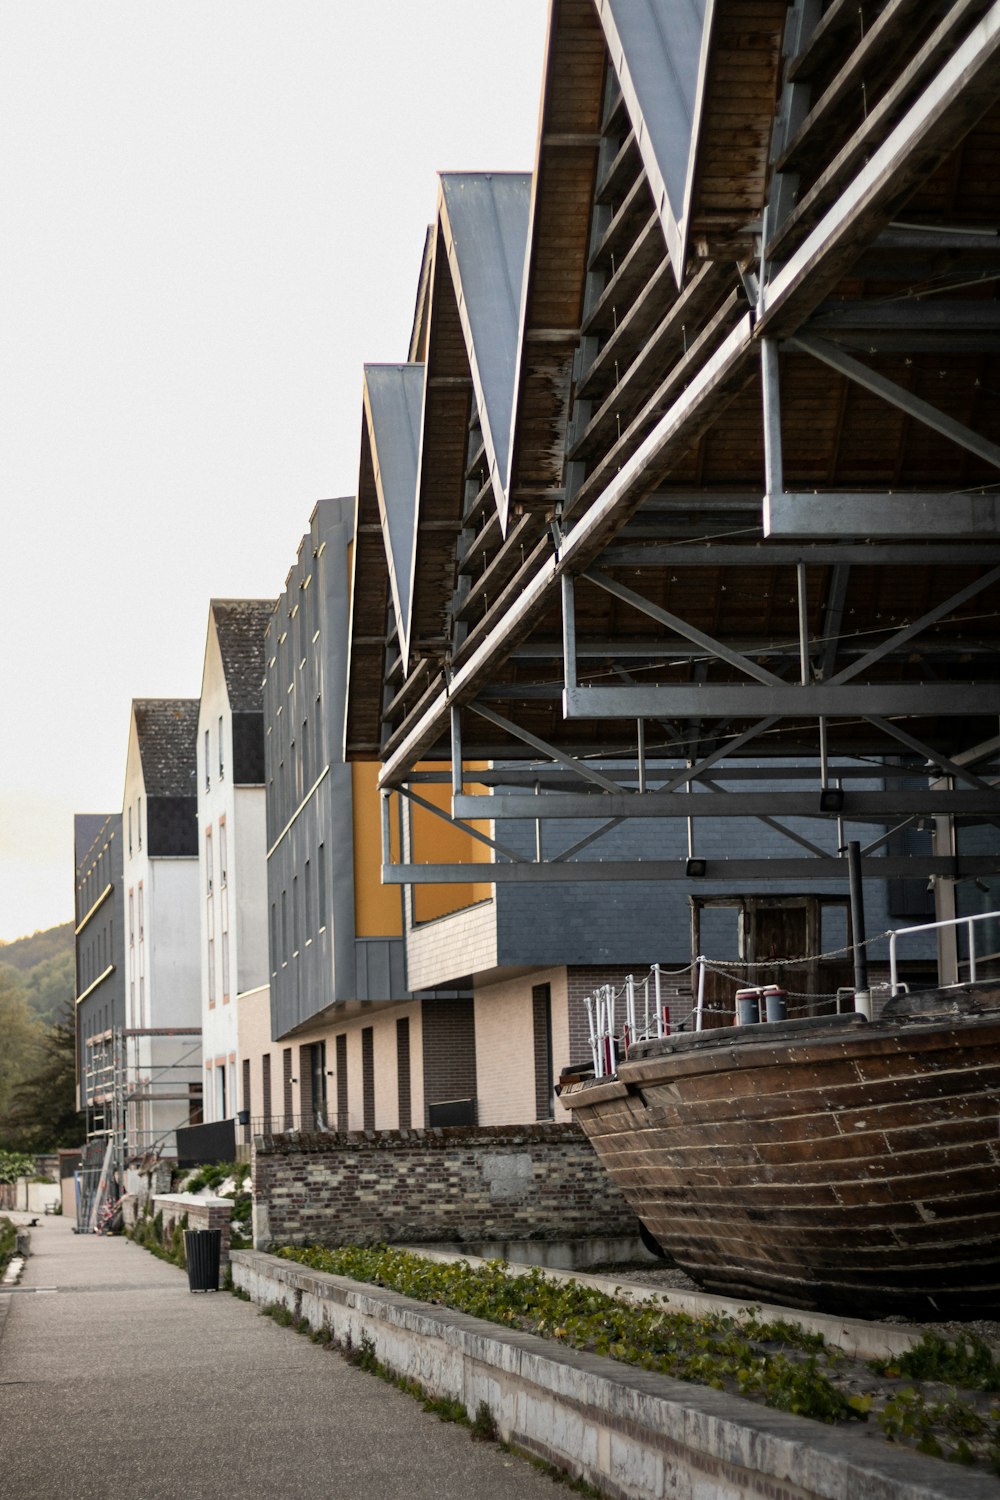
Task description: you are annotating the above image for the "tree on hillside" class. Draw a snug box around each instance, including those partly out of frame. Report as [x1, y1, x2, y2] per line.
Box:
[1, 1005, 83, 1152]
[0, 969, 42, 1127]
[20, 950, 76, 1024]
[0, 922, 73, 971]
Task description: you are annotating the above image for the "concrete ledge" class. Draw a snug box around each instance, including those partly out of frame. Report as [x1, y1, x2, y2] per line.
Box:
[231, 1248, 992, 1500]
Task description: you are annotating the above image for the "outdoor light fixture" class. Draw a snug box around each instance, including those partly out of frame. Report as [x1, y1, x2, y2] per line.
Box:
[819, 787, 845, 812]
[686, 857, 707, 877]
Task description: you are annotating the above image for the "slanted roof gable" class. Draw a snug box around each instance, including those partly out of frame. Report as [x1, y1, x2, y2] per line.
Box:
[439, 172, 531, 527]
[596, 0, 714, 285]
[365, 363, 423, 652]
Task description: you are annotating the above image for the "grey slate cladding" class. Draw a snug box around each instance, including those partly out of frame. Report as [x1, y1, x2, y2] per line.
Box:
[133, 700, 200, 796]
[74, 812, 126, 1095]
[211, 599, 272, 786]
[265, 499, 413, 1039]
[133, 699, 199, 856]
[212, 598, 274, 712]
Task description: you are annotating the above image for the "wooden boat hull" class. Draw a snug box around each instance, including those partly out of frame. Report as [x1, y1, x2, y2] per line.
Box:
[560, 991, 1000, 1317]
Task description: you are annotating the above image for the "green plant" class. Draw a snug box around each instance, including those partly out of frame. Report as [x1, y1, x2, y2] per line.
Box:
[0, 1216, 17, 1278]
[275, 1245, 855, 1425]
[471, 1400, 498, 1443]
[873, 1333, 1000, 1394]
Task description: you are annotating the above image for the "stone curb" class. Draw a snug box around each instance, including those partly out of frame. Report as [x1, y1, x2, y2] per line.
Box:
[231, 1248, 995, 1500]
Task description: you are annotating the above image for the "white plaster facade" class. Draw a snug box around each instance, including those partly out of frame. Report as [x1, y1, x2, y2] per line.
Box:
[197, 602, 271, 1121]
[121, 704, 202, 1157]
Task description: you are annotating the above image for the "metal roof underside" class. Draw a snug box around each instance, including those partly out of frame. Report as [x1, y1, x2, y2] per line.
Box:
[596, 0, 713, 283]
[439, 172, 531, 526]
[365, 363, 423, 649]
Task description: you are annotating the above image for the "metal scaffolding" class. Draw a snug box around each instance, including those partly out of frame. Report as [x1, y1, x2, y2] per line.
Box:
[78, 1025, 201, 1232]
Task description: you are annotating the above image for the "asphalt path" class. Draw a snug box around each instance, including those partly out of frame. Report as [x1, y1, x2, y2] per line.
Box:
[0, 1214, 563, 1500]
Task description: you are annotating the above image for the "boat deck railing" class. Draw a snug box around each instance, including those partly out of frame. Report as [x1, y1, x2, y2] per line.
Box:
[889, 909, 1000, 995]
[585, 965, 699, 1079]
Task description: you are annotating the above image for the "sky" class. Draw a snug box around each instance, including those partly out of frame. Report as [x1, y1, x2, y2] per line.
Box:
[0, 2, 548, 943]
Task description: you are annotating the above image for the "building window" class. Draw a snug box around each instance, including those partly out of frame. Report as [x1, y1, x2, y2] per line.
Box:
[215, 1063, 227, 1120]
[336, 1034, 348, 1131]
[362, 1027, 375, 1130]
[292, 875, 299, 955]
[208, 938, 216, 1006]
[128, 805, 133, 856]
[269, 903, 277, 976]
[219, 818, 228, 888]
[397, 1018, 411, 1130]
[532, 984, 555, 1122]
[137, 797, 142, 850]
[281, 888, 288, 963]
[222, 930, 230, 1004]
[282, 1047, 293, 1130]
[262, 1053, 272, 1130]
[218, 715, 224, 779]
[317, 844, 326, 930]
[303, 859, 312, 939]
[242, 1057, 251, 1120]
[205, 827, 214, 897]
[204, 728, 210, 790]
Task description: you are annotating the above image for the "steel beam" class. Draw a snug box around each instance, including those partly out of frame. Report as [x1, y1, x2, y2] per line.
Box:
[829, 566, 1000, 686]
[584, 568, 786, 687]
[764, 491, 1000, 539]
[378, 313, 757, 788]
[563, 683, 1000, 718]
[602, 542, 1000, 566]
[451, 790, 1000, 820]
[381, 855, 1000, 884]
[467, 702, 623, 793]
[758, 3, 1000, 333]
[790, 334, 1000, 471]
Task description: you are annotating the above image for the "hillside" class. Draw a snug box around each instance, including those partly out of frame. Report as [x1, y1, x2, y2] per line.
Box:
[0, 922, 73, 971]
[0, 922, 76, 1025]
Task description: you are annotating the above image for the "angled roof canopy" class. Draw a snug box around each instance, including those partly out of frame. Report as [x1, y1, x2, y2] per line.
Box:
[438, 172, 531, 527]
[595, 0, 713, 283]
[366, 363, 423, 648]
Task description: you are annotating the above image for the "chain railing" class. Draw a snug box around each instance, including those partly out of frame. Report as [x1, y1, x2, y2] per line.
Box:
[582, 913, 1000, 1080]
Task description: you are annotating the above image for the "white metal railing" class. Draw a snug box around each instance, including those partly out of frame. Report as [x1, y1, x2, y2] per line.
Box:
[584, 962, 702, 1079]
[889, 909, 1000, 996]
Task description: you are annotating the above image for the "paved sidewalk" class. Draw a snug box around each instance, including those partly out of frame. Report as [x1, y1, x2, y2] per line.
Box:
[0, 1217, 561, 1500]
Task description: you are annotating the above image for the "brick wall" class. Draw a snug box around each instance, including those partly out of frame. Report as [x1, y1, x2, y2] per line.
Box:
[422, 998, 477, 1122]
[152, 1193, 233, 1265]
[251, 1123, 636, 1248]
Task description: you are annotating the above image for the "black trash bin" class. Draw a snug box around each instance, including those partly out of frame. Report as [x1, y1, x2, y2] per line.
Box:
[185, 1228, 222, 1292]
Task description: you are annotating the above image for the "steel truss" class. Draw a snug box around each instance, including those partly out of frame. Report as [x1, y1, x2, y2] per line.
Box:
[375, 0, 1000, 897]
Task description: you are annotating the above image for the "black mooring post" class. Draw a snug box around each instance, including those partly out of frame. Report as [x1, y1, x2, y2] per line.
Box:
[847, 839, 871, 1017]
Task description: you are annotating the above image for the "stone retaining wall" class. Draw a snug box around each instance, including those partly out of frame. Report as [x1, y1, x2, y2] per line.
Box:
[231, 1249, 985, 1500]
[251, 1122, 635, 1249]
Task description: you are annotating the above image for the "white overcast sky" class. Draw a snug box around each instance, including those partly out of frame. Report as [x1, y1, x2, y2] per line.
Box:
[0, 2, 548, 943]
